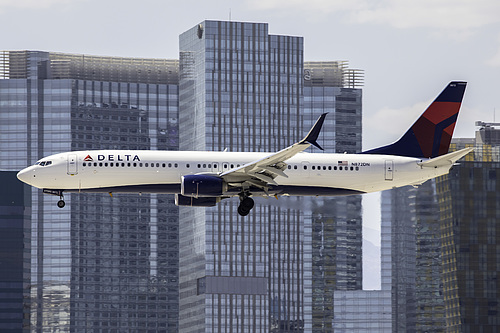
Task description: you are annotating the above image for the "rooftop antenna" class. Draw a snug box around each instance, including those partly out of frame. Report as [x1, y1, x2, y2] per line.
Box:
[229, 8, 232, 21]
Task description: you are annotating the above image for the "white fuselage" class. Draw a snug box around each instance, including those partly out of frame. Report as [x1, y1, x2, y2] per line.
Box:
[17, 150, 449, 197]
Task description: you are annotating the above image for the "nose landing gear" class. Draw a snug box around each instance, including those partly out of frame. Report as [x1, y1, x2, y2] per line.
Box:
[57, 199, 65, 208]
[237, 193, 254, 216]
[42, 189, 66, 208]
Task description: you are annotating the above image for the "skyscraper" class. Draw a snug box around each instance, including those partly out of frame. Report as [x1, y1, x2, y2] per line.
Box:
[0, 51, 180, 331]
[303, 61, 364, 331]
[0, 171, 31, 333]
[379, 121, 499, 332]
[177, 22, 365, 332]
[178, 20, 307, 332]
[380, 181, 446, 332]
[437, 126, 499, 332]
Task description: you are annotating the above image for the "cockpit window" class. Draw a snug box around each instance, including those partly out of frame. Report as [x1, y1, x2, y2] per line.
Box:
[38, 161, 52, 167]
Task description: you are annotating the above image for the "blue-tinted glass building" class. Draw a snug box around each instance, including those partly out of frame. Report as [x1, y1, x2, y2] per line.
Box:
[0, 171, 31, 333]
[437, 128, 500, 332]
[303, 61, 364, 332]
[0, 51, 180, 331]
[178, 22, 364, 332]
[178, 20, 307, 332]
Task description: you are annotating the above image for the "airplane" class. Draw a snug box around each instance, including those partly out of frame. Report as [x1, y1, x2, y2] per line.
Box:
[17, 81, 472, 216]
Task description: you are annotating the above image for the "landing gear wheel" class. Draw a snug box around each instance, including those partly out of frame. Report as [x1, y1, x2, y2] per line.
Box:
[237, 197, 254, 216]
[57, 200, 65, 208]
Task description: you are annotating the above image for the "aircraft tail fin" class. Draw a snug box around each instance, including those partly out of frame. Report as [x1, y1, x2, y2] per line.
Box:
[362, 81, 467, 158]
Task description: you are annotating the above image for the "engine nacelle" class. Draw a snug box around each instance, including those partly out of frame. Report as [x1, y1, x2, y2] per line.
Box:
[175, 194, 220, 207]
[181, 174, 227, 197]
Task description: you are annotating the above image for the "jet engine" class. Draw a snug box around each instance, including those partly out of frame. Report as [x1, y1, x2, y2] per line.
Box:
[181, 175, 227, 197]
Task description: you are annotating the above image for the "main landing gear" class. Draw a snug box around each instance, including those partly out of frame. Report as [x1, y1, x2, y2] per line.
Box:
[237, 192, 254, 217]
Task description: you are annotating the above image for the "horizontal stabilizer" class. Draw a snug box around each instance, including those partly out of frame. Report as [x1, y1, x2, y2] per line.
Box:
[418, 147, 473, 168]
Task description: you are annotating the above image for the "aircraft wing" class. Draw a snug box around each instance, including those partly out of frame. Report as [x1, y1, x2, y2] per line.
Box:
[220, 114, 327, 188]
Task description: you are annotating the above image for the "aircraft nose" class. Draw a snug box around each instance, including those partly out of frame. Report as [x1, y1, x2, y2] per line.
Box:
[17, 167, 34, 185]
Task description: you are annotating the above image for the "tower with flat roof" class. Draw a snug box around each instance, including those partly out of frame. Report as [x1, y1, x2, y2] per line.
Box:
[0, 50, 180, 331]
[178, 20, 307, 332]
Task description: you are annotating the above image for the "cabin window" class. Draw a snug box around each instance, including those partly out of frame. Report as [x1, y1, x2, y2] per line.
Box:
[312, 166, 315, 170]
[162, 163, 166, 168]
[287, 165, 291, 169]
[186, 164, 190, 168]
[83, 162, 86, 167]
[356, 166, 359, 171]
[334, 166, 337, 170]
[328, 166, 332, 170]
[339, 166, 343, 170]
[213, 164, 218, 168]
[145, 163, 148, 167]
[303, 165, 307, 170]
[208, 164, 212, 168]
[203, 164, 206, 168]
[174, 163, 178, 168]
[197, 164, 201, 168]
[294, 165, 297, 170]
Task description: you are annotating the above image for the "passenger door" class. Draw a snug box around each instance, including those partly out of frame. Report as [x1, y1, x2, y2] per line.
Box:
[67, 154, 78, 175]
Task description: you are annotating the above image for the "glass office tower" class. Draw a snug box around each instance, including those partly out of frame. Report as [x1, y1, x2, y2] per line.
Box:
[179, 21, 307, 332]
[303, 62, 364, 331]
[437, 130, 499, 333]
[380, 182, 446, 332]
[0, 171, 31, 333]
[0, 51, 180, 332]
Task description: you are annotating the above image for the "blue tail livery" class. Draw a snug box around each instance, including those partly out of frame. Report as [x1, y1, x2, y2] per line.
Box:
[362, 81, 467, 158]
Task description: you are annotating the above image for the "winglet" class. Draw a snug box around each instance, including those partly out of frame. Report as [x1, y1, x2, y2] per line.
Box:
[301, 113, 327, 150]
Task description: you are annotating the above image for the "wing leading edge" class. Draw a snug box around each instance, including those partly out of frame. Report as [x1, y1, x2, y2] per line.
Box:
[220, 113, 328, 188]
